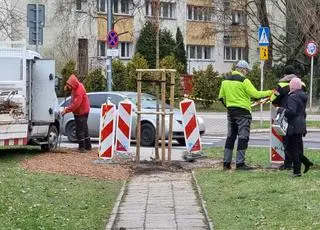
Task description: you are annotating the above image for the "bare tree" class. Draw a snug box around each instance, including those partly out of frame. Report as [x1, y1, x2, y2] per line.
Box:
[0, 0, 24, 40]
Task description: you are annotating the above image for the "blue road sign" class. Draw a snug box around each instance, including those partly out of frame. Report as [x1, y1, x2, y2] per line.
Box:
[107, 30, 119, 48]
[258, 27, 270, 46]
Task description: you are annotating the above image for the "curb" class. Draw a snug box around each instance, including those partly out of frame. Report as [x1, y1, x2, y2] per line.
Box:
[105, 180, 127, 230]
[191, 170, 214, 230]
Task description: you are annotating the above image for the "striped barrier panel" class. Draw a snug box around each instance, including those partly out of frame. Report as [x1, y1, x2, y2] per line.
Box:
[270, 105, 285, 162]
[98, 102, 116, 159]
[115, 100, 133, 154]
[180, 98, 202, 153]
[0, 138, 27, 146]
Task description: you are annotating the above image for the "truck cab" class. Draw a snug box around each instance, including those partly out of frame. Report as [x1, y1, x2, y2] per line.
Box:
[0, 40, 60, 151]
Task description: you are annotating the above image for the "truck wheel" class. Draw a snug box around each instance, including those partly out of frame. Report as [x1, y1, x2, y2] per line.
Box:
[66, 121, 77, 142]
[141, 123, 155, 147]
[41, 125, 58, 152]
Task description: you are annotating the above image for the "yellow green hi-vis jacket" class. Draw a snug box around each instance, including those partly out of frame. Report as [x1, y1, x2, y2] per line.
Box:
[218, 71, 273, 112]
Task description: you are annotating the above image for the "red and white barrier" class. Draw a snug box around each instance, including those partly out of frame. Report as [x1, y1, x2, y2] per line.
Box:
[180, 98, 202, 153]
[115, 100, 133, 153]
[98, 102, 116, 159]
[0, 138, 27, 146]
[270, 105, 285, 162]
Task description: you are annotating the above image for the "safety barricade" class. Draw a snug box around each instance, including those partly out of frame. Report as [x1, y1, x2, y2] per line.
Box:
[270, 105, 285, 163]
[180, 98, 202, 153]
[115, 100, 133, 154]
[98, 102, 116, 159]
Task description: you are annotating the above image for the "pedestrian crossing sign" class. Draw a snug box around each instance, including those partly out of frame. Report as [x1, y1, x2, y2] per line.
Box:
[258, 27, 270, 46]
[260, 47, 268, 60]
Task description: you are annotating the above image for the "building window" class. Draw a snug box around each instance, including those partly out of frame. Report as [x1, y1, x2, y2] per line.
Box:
[145, 1, 175, 19]
[97, 40, 106, 57]
[76, 0, 82, 10]
[161, 2, 175, 18]
[231, 11, 246, 25]
[187, 45, 213, 60]
[97, 0, 106, 12]
[119, 42, 132, 58]
[189, 45, 195, 59]
[204, 46, 211, 59]
[114, 0, 130, 15]
[224, 46, 244, 61]
[187, 5, 213, 21]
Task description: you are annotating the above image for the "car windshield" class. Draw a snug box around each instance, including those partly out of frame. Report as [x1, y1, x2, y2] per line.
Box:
[127, 94, 170, 109]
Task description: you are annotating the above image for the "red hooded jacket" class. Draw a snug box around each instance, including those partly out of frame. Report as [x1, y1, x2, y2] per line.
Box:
[65, 75, 90, 115]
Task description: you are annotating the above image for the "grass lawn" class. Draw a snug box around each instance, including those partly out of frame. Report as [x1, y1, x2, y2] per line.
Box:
[251, 120, 320, 129]
[195, 147, 320, 230]
[0, 148, 122, 230]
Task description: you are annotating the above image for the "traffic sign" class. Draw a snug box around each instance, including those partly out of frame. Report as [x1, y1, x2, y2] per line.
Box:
[107, 49, 119, 57]
[107, 30, 119, 48]
[259, 46, 268, 60]
[258, 27, 270, 46]
[305, 40, 318, 57]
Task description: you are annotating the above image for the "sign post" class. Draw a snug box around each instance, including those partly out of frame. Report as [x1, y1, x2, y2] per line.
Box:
[106, 30, 118, 92]
[304, 40, 318, 112]
[106, 0, 114, 92]
[258, 26, 270, 127]
[27, 4, 45, 51]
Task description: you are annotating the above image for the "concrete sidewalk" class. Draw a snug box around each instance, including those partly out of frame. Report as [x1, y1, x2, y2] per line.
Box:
[111, 172, 209, 230]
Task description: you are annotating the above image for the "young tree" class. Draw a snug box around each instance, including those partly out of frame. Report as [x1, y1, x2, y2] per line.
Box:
[112, 59, 127, 91]
[192, 65, 221, 107]
[135, 21, 176, 68]
[84, 68, 105, 92]
[126, 53, 149, 91]
[135, 21, 157, 68]
[60, 60, 76, 96]
[174, 27, 187, 73]
[0, 0, 23, 40]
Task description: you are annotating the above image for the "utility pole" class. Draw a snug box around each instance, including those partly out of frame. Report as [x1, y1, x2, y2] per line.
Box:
[106, 0, 113, 91]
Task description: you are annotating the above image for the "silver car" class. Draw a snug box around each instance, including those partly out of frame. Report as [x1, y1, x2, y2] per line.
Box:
[60, 92, 205, 146]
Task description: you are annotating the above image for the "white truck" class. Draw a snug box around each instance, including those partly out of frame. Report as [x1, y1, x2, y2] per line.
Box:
[0, 41, 60, 151]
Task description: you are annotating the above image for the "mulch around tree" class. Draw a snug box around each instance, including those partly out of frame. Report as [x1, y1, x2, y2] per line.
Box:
[20, 148, 134, 180]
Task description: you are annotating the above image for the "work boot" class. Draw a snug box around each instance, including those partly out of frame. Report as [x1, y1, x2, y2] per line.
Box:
[77, 148, 85, 153]
[279, 164, 292, 170]
[84, 137, 92, 151]
[303, 161, 314, 174]
[291, 173, 302, 178]
[236, 163, 254, 170]
[223, 162, 231, 170]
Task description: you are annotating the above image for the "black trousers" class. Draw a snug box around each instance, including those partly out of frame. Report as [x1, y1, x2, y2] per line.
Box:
[286, 134, 311, 174]
[283, 135, 293, 168]
[74, 113, 91, 150]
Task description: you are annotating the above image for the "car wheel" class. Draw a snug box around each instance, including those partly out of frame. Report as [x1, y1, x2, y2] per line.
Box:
[66, 121, 77, 142]
[141, 122, 155, 147]
[41, 125, 59, 152]
[176, 138, 186, 146]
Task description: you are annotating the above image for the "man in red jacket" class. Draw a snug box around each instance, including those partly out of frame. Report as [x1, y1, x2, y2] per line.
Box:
[61, 74, 91, 152]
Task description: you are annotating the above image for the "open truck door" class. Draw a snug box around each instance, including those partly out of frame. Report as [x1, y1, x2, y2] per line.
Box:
[0, 41, 60, 151]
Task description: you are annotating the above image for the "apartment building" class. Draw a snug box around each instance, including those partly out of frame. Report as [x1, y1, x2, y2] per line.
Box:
[2, 0, 286, 74]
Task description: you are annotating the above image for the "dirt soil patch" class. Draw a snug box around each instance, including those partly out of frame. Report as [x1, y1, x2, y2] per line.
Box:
[20, 148, 229, 179]
[20, 148, 134, 180]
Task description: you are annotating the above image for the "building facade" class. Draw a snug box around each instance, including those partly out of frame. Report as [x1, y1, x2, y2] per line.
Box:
[1, 0, 286, 74]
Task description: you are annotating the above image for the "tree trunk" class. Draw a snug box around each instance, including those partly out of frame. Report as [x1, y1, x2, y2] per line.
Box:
[255, 0, 272, 70]
[78, 38, 88, 82]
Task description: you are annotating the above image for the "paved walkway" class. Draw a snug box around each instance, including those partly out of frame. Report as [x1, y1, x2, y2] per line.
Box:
[113, 172, 208, 230]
